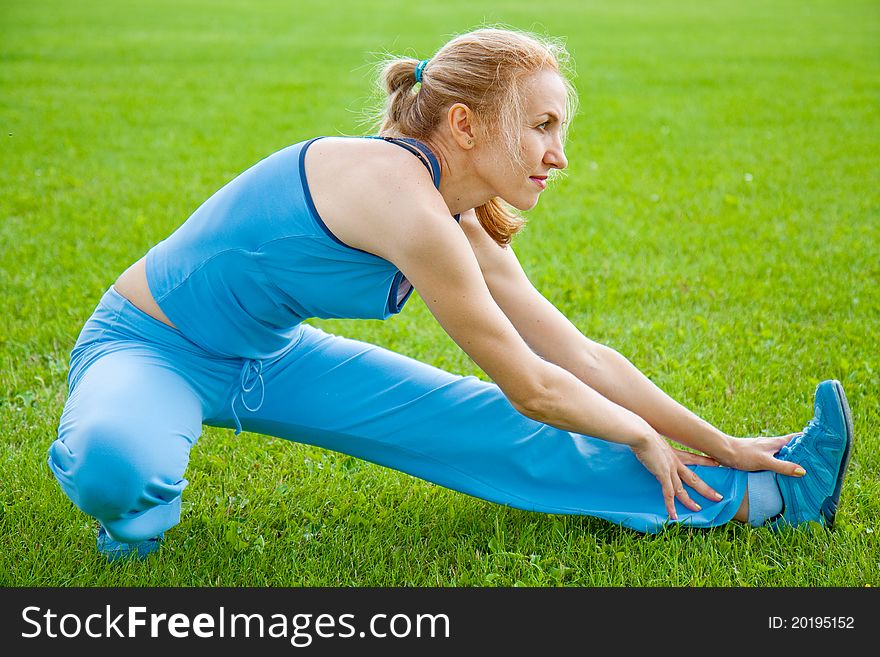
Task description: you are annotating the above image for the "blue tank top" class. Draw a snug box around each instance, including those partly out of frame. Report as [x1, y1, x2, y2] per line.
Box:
[145, 136, 458, 360]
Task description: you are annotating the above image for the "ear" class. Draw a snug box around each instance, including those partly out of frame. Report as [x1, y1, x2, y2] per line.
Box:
[447, 103, 476, 150]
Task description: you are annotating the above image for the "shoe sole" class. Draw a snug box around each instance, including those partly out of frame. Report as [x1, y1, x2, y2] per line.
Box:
[97, 526, 163, 561]
[821, 380, 854, 528]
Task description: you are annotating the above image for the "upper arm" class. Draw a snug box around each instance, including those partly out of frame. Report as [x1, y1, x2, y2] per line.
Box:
[342, 156, 548, 409]
[397, 219, 545, 409]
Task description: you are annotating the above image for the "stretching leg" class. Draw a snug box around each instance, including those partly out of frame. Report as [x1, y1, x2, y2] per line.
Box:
[219, 324, 748, 534]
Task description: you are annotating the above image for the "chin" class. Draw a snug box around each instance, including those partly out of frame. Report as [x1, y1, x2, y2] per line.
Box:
[497, 184, 545, 211]
[502, 195, 539, 212]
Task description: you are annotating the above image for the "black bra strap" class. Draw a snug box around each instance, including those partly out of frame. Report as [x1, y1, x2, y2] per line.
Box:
[368, 136, 440, 189]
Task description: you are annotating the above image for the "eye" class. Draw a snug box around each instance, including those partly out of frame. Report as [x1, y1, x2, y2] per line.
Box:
[536, 121, 550, 131]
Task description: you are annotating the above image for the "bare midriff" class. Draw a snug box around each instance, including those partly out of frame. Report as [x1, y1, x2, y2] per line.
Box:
[113, 257, 178, 330]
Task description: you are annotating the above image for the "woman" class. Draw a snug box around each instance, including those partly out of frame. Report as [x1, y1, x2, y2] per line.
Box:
[48, 28, 854, 560]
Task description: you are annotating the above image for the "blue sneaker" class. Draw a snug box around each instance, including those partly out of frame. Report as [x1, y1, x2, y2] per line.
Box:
[97, 525, 163, 561]
[769, 379, 854, 530]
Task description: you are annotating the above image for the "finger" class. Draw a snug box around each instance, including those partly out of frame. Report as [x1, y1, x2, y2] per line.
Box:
[773, 434, 797, 449]
[768, 433, 800, 455]
[671, 474, 702, 513]
[674, 449, 720, 467]
[767, 456, 807, 478]
[678, 464, 723, 502]
[660, 477, 677, 520]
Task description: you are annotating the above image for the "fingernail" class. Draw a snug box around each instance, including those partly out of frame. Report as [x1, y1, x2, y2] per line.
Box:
[715, 492, 723, 500]
[794, 467, 806, 476]
[694, 503, 702, 511]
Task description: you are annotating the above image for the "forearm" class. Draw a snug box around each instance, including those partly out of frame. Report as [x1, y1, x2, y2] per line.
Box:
[487, 262, 731, 459]
[520, 360, 655, 449]
[564, 343, 734, 462]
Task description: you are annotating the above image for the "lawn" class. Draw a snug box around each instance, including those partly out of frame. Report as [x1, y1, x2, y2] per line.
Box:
[1, 0, 878, 586]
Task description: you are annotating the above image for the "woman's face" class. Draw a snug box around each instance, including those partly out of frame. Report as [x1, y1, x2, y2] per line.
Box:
[478, 69, 569, 211]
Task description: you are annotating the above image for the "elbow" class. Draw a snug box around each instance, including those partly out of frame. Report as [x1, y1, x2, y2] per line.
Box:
[508, 376, 554, 423]
[585, 343, 612, 375]
[579, 343, 616, 387]
[510, 394, 543, 421]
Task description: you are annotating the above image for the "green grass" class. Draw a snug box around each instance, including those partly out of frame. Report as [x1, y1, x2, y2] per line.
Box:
[1, 0, 878, 586]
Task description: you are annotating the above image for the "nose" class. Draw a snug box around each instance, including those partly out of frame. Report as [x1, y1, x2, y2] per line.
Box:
[545, 137, 567, 171]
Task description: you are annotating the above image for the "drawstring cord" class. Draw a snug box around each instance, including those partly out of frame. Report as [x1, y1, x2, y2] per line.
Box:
[231, 358, 264, 435]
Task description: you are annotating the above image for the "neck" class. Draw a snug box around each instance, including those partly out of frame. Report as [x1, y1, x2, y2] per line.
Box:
[424, 132, 494, 216]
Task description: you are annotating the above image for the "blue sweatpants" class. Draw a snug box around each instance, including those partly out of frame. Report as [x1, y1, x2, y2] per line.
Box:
[48, 286, 748, 541]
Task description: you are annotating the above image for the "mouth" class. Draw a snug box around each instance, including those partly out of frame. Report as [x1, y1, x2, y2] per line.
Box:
[529, 176, 547, 190]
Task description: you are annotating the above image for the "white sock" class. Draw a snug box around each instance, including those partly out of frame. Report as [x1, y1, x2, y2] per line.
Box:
[747, 470, 783, 527]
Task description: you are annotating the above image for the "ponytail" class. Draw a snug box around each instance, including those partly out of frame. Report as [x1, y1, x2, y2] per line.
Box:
[475, 197, 524, 246]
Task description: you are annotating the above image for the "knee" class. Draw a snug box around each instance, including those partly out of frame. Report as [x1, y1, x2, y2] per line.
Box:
[49, 417, 182, 523]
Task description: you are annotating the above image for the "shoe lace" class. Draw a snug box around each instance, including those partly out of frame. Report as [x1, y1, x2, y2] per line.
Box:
[801, 417, 820, 438]
[779, 416, 822, 460]
[777, 416, 821, 459]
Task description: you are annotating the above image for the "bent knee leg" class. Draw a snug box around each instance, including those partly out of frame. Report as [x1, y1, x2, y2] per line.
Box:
[50, 345, 210, 540]
[50, 416, 190, 521]
[50, 407, 200, 541]
[50, 349, 207, 538]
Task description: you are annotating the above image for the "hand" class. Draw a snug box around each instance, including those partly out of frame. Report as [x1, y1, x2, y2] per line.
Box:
[719, 434, 805, 477]
[630, 432, 723, 520]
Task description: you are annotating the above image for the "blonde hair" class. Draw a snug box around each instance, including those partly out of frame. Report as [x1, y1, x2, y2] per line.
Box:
[368, 27, 578, 246]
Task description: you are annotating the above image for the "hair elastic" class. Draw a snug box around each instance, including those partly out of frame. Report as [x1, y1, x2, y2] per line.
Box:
[414, 59, 429, 84]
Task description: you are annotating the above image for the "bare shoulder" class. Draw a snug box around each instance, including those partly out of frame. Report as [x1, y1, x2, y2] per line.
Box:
[302, 137, 453, 262]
